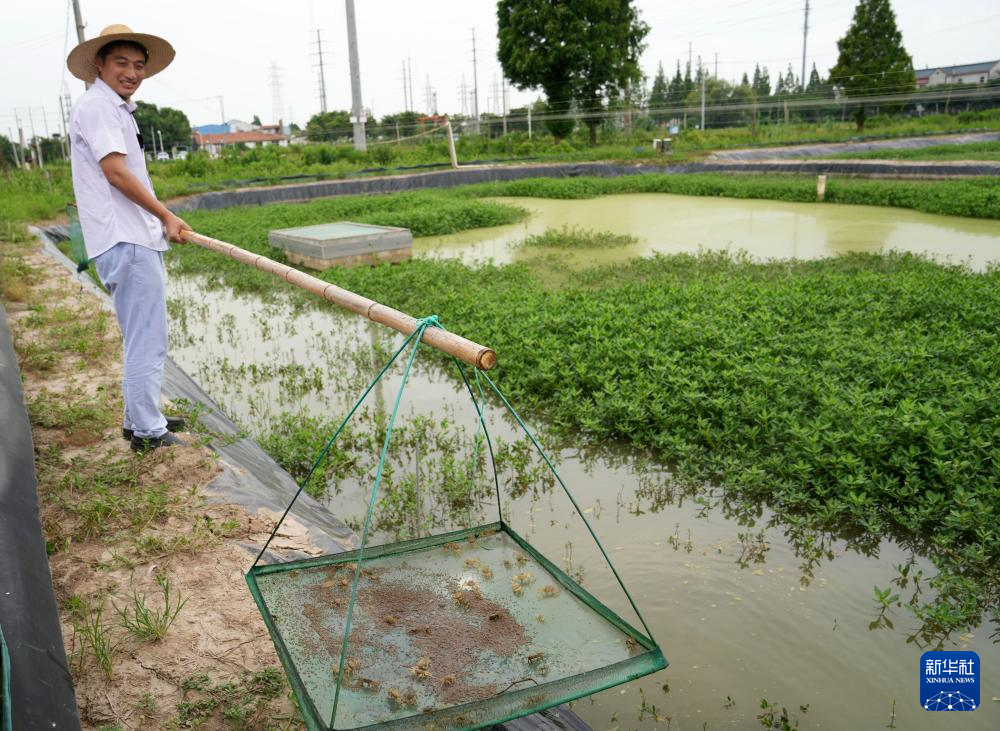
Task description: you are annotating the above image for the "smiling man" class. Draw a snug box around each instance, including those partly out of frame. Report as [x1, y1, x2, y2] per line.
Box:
[67, 24, 191, 452]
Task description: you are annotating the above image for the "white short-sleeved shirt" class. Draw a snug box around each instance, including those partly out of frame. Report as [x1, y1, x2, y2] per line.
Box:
[70, 77, 168, 259]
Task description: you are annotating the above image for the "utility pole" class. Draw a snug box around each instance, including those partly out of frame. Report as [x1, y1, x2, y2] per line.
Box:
[157, 129, 164, 156]
[407, 57, 414, 113]
[699, 56, 705, 131]
[800, 0, 810, 92]
[28, 108, 42, 169]
[714, 52, 718, 79]
[471, 28, 480, 134]
[9, 128, 21, 168]
[72, 0, 89, 90]
[424, 76, 433, 117]
[58, 93, 70, 158]
[345, 0, 367, 151]
[402, 62, 409, 111]
[501, 78, 508, 135]
[219, 96, 225, 125]
[313, 30, 329, 113]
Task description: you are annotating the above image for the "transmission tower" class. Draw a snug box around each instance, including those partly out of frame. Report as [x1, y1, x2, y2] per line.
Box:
[269, 62, 285, 126]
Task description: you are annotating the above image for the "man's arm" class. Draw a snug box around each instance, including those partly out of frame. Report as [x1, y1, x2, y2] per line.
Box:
[99, 153, 191, 242]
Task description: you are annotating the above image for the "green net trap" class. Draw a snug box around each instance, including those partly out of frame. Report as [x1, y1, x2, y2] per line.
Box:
[247, 317, 667, 731]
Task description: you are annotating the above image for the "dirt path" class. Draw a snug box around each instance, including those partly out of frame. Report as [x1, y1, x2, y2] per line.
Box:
[1, 235, 301, 729]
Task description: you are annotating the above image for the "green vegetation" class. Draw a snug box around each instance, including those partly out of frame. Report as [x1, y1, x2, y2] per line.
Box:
[72, 600, 117, 679]
[516, 226, 637, 249]
[826, 140, 1000, 161]
[113, 573, 188, 642]
[171, 668, 285, 730]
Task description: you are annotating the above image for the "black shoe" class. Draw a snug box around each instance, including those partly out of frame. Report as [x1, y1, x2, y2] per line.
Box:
[122, 416, 186, 441]
[130, 431, 185, 453]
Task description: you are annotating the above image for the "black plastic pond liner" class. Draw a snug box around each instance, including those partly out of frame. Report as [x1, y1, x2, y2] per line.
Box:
[0, 306, 81, 731]
[169, 158, 1000, 213]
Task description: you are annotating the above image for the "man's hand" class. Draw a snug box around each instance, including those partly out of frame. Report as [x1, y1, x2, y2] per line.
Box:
[164, 212, 192, 243]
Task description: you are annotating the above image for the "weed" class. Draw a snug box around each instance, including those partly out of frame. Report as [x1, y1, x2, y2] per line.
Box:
[72, 600, 116, 679]
[171, 668, 284, 730]
[113, 572, 188, 641]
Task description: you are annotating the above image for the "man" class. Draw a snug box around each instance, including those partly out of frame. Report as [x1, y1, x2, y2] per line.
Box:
[67, 24, 191, 452]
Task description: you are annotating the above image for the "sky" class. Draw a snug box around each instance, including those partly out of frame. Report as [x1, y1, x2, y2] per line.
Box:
[2, 0, 999, 135]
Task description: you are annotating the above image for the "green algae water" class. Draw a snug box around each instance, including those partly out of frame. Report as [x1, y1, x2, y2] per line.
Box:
[416, 194, 1000, 270]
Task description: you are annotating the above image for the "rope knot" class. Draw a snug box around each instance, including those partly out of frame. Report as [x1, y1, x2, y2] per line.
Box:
[418, 315, 442, 329]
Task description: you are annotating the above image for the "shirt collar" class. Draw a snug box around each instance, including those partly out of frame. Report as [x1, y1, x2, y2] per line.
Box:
[93, 77, 137, 113]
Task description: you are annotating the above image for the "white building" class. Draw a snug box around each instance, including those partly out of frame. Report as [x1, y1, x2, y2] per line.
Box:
[915, 61, 1000, 87]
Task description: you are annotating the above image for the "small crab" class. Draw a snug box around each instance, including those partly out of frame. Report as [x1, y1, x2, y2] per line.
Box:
[384, 615, 397, 626]
[408, 625, 432, 636]
[335, 656, 360, 678]
[536, 614, 546, 623]
[480, 565, 494, 580]
[515, 552, 528, 566]
[442, 542, 462, 554]
[514, 572, 535, 585]
[539, 585, 560, 598]
[387, 687, 417, 708]
[453, 590, 472, 607]
[410, 657, 432, 680]
[488, 612, 502, 621]
[355, 677, 381, 692]
[441, 673, 456, 688]
[510, 578, 524, 596]
[502, 560, 513, 570]
[526, 653, 545, 665]
[464, 558, 480, 569]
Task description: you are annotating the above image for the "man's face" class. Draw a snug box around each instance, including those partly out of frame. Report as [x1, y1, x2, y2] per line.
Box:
[95, 45, 146, 100]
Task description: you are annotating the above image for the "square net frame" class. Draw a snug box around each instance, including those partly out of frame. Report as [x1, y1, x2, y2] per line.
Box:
[246, 317, 667, 731]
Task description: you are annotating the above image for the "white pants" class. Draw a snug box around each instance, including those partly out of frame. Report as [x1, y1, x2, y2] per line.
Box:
[94, 243, 168, 438]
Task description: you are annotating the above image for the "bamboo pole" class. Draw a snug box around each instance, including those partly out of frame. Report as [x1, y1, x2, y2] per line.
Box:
[181, 231, 497, 370]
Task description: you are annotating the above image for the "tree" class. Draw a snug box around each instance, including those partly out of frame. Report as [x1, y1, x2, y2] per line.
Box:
[497, 0, 650, 145]
[305, 111, 351, 142]
[829, 0, 914, 130]
[649, 62, 669, 122]
[133, 101, 192, 149]
[668, 61, 685, 106]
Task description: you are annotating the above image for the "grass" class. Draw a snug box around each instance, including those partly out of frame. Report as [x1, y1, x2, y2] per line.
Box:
[515, 226, 638, 249]
[72, 600, 117, 679]
[113, 572, 188, 641]
[825, 140, 1000, 161]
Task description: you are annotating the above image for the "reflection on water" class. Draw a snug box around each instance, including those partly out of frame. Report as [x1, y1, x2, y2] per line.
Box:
[167, 274, 1000, 730]
[415, 194, 1000, 271]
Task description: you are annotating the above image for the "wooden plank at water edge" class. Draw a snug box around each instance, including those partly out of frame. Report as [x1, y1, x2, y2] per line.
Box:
[180, 230, 497, 370]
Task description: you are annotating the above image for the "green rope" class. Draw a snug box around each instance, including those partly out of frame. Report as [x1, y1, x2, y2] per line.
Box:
[330, 316, 436, 728]
[478, 370, 660, 644]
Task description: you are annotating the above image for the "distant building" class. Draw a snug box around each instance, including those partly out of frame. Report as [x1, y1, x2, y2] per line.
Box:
[192, 123, 228, 135]
[192, 130, 290, 157]
[915, 61, 1000, 87]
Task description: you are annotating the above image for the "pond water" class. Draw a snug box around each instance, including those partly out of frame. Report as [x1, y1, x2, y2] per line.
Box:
[416, 194, 1000, 271]
[168, 267, 1000, 731]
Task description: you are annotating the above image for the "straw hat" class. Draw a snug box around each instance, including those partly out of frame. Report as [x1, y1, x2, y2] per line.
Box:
[67, 24, 175, 83]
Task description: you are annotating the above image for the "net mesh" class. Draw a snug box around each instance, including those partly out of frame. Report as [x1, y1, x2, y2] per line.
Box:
[248, 524, 665, 731]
